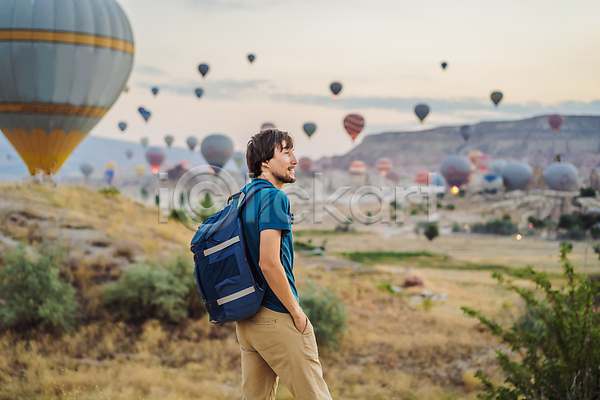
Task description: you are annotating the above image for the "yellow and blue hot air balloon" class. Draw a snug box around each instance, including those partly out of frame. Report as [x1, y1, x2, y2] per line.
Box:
[0, 0, 134, 176]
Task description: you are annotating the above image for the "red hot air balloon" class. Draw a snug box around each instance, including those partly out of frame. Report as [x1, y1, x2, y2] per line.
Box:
[298, 157, 313, 173]
[414, 170, 430, 185]
[547, 115, 564, 134]
[145, 147, 167, 174]
[376, 157, 393, 176]
[344, 114, 365, 141]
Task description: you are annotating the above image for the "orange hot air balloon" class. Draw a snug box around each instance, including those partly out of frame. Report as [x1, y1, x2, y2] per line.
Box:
[414, 170, 430, 185]
[467, 150, 483, 167]
[547, 115, 564, 134]
[0, 0, 135, 176]
[348, 160, 367, 177]
[344, 114, 365, 141]
[376, 157, 393, 176]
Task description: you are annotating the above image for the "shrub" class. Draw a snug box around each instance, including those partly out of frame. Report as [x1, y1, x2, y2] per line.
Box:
[471, 217, 518, 235]
[446, 204, 455, 210]
[424, 223, 439, 241]
[462, 243, 600, 400]
[452, 222, 461, 232]
[299, 283, 346, 351]
[591, 226, 600, 240]
[557, 227, 587, 241]
[104, 263, 189, 322]
[166, 254, 205, 319]
[579, 187, 596, 197]
[527, 216, 546, 229]
[0, 242, 78, 334]
[98, 187, 120, 196]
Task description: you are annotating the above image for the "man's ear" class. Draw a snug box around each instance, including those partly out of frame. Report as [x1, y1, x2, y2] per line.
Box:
[261, 160, 270, 172]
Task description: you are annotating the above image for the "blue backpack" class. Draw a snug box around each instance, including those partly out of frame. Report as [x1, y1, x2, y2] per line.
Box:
[190, 183, 269, 324]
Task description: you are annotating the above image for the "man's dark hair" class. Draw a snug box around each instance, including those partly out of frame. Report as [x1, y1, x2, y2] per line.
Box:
[246, 129, 294, 178]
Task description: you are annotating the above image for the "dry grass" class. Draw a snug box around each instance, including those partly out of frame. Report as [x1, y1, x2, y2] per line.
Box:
[3, 183, 588, 399]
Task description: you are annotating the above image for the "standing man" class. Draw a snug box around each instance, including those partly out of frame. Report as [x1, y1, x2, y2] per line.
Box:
[237, 129, 333, 400]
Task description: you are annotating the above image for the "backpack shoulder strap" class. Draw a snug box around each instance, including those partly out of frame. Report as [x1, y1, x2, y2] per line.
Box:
[228, 181, 272, 210]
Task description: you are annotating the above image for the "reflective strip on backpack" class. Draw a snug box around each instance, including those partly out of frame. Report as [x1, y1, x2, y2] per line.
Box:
[203, 236, 240, 256]
[216, 286, 256, 306]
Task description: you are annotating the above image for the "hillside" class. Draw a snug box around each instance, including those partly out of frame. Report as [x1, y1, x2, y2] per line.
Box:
[323, 115, 600, 173]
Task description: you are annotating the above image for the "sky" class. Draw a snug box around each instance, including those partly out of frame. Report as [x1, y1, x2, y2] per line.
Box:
[93, 0, 600, 160]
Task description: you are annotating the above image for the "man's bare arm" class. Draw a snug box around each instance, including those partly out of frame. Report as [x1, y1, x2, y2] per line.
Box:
[259, 229, 307, 333]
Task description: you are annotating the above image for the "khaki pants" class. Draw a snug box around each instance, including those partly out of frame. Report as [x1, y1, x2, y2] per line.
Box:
[235, 306, 333, 400]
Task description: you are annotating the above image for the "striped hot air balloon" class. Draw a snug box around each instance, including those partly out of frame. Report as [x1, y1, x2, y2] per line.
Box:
[349, 160, 367, 178]
[0, 0, 135, 176]
[343, 114, 364, 141]
[376, 157, 393, 176]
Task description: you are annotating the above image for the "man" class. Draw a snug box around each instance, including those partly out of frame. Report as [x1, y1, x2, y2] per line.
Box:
[236, 129, 332, 400]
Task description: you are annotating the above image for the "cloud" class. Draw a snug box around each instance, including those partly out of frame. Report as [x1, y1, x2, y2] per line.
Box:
[133, 65, 167, 76]
[270, 93, 600, 118]
[135, 79, 269, 100]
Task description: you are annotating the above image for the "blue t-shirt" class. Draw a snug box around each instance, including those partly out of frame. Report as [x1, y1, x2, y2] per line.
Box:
[240, 179, 297, 313]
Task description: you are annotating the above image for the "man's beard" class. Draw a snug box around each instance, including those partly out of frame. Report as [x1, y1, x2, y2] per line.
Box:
[272, 170, 296, 184]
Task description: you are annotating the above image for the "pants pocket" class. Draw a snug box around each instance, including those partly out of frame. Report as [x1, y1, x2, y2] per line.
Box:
[302, 320, 319, 360]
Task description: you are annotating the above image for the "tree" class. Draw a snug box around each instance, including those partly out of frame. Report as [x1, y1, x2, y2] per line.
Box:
[424, 223, 439, 241]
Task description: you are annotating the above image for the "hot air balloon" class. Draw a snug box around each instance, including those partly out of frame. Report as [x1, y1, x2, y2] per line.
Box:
[141, 137, 149, 148]
[198, 63, 209, 78]
[186, 137, 198, 151]
[138, 107, 151, 122]
[135, 164, 146, 178]
[415, 170, 430, 185]
[195, 88, 204, 98]
[146, 147, 167, 174]
[441, 61, 448, 70]
[125, 150, 133, 160]
[482, 174, 504, 194]
[303, 123, 317, 138]
[248, 54, 255, 63]
[459, 125, 471, 141]
[118, 122, 127, 132]
[80, 163, 93, 179]
[349, 160, 367, 178]
[6, 154, 11, 161]
[165, 135, 174, 148]
[544, 162, 578, 191]
[440, 155, 473, 187]
[201, 134, 234, 169]
[0, 0, 134, 176]
[491, 91, 503, 107]
[151, 87, 159, 96]
[386, 170, 400, 183]
[105, 162, 117, 186]
[501, 162, 532, 191]
[547, 115, 564, 134]
[261, 123, 276, 130]
[344, 114, 365, 141]
[489, 159, 507, 175]
[298, 157, 313, 173]
[376, 157, 393, 176]
[414, 104, 430, 123]
[233, 151, 245, 168]
[467, 150, 483, 167]
[330, 82, 342, 99]
[475, 154, 491, 172]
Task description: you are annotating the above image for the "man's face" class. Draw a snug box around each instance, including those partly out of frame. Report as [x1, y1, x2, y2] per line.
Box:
[265, 141, 297, 184]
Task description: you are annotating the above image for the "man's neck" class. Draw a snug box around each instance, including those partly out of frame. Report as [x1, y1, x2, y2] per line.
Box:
[257, 173, 283, 189]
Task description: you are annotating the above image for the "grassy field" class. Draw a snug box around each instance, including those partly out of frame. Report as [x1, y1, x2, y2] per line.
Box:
[0, 183, 596, 399]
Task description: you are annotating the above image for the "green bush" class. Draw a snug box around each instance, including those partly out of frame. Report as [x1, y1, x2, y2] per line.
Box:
[166, 254, 205, 319]
[471, 216, 518, 235]
[462, 243, 600, 400]
[300, 283, 346, 351]
[0, 243, 78, 334]
[579, 187, 596, 198]
[424, 223, 439, 241]
[527, 216, 547, 229]
[446, 204, 455, 210]
[557, 227, 587, 241]
[104, 262, 190, 322]
[591, 226, 600, 240]
[98, 187, 120, 196]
